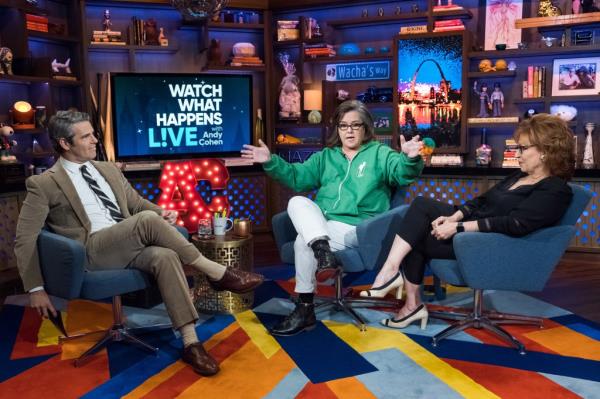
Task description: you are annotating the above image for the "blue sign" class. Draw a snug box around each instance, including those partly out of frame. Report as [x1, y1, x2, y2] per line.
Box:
[325, 61, 391, 81]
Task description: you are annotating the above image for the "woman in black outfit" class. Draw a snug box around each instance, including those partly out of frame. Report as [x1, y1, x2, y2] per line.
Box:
[359, 113, 576, 329]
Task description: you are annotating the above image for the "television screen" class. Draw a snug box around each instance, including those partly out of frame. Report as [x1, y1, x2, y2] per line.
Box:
[111, 73, 252, 160]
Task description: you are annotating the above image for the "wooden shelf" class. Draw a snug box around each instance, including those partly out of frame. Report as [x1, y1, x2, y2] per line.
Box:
[516, 12, 600, 29]
[275, 143, 323, 148]
[204, 65, 265, 72]
[275, 123, 322, 129]
[28, 31, 80, 44]
[88, 44, 179, 53]
[326, 12, 429, 28]
[0, 74, 49, 84]
[432, 9, 473, 19]
[274, 38, 324, 47]
[512, 98, 546, 104]
[469, 44, 600, 58]
[304, 54, 392, 63]
[548, 95, 600, 102]
[207, 22, 264, 32]
[467, 121, 518, 127]
[467, 70, 517, 78]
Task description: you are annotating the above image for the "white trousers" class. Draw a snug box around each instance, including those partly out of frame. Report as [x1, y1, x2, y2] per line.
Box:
[287, 196, 358, 293]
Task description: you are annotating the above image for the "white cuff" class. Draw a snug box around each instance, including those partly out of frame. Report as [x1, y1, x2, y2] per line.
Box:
[29, 286, 44, 293]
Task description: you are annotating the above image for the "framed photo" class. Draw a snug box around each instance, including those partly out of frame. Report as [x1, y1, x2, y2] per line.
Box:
[483, 0, 523, 50]
[552, 57, 600, 96]
[394, 31, 468, 153]
[372, 109, 393, 134]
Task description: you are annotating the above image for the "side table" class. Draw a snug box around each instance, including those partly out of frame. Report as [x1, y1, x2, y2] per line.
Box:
[190, 233, 254, 314]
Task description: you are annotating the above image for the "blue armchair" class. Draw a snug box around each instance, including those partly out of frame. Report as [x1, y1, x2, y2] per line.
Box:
[37, 225, 189, 366]
[429, 183, 592, 354]
[271, 189, 409, 330]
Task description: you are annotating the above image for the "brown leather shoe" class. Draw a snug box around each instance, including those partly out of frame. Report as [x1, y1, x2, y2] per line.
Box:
[182, 342, 220, 376]
[208, 268, 264, 294]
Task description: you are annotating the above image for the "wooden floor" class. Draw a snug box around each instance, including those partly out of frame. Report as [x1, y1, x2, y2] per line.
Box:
[2, 233, 599, 324]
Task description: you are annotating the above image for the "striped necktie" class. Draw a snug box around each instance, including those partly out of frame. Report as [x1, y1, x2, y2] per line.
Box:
[80, 165, 124, 222]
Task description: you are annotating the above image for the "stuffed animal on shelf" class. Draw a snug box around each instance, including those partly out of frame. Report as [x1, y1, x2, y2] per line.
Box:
[276, 133, 303, 144]
[478, 59, 495, 72]
[278, 53, 301, 119]
[0, 123, 17, 163]
[550, 104, 578, 122]
[0, 47, 14, 75]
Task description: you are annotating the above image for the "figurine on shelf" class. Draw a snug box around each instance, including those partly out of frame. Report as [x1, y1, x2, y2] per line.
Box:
[475, 128, 492, 166]
[583, 122, 596, 169]
[395, 5, 402, 14]
[490, 82, 504, 117]
[102, 9, 112, 31]
[378, 7, 384, 16]
[0, 47, 14, 75]
[0, 123, 17, 163]
[361, 9, 368, 17]
[208, 39, 223, 66]
[51, 58, 72, 75]
[278, 53, 301, 120]
[473, 81, 490, 118]
[159, 27, 168, 46]
[537, 0, 561, 17]
[411, 3, 419, 12]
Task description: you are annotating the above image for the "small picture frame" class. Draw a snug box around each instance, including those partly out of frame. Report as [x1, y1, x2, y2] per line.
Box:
[372, 110, 393, 134]
[551, 57, 600, 96]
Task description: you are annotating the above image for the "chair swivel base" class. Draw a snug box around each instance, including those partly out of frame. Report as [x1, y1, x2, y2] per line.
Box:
[429, 289, 542, 355]
[59, 295, 165, 367]
[314, 273, 401, 332]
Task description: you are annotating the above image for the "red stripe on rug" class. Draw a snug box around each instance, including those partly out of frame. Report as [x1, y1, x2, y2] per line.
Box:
[445, 358, 582, 399]
[141, 327, 250, 399]
[0, 352, 109, 399]
[11, 307, 61, 360]
[296, 382, 338, 399]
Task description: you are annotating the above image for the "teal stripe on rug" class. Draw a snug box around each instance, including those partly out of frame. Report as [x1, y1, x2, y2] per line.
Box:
[358, 348, 465, 398]
[263, 368, 310, 399]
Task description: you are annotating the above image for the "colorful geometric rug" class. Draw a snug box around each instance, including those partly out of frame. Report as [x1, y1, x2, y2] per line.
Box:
[1, 266, 600, 399]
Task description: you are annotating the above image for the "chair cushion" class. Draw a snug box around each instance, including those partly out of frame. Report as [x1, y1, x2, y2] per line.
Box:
[280, 242, 295, 264]
[80, 269, 152, 300]
[428, 259, 465, 286]
[336, 248, 365, 272]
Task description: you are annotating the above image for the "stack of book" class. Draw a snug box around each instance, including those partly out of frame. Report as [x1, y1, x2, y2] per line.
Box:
[433, 19, 465, 32]
[522, 65, 546, 98]
[130, 17, 145, 46]
[502, 139, 520, 168]
[304, 44, 335, 58]
[91, 30, 126, 45]
[26, 14, 48, 33]
[230, 56, 264, 67]
[277, 20, 300, 41]
[432, 3, 465, 12]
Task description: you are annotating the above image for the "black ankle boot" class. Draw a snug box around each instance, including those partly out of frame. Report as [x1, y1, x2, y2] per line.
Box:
[310, 239, 340, 282]
[269, 302, 316, 336]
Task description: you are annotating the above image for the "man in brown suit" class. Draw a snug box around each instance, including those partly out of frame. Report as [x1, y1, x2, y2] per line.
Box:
[14, 110, 263, 376]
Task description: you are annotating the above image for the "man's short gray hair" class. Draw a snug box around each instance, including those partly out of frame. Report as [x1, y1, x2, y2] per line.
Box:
[48, 110, 90, 153]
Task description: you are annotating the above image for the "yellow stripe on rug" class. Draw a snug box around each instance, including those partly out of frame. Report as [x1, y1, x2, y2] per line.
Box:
[524, 326, 600, 361]
[38, 312, 68, 346]
[177, 340, 294, 399]
[235, 310, 281, 359]
[323, 320, 499, 399]
[122, 322, 240, 399]
[327, 376, 377, 398]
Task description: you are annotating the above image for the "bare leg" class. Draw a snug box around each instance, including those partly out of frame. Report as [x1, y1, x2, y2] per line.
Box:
[371, 235, 412, 287]
[396, 279, 422, 318]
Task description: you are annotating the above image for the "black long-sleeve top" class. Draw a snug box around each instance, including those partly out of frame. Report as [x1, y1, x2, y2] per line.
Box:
[457, 171, 572, 237]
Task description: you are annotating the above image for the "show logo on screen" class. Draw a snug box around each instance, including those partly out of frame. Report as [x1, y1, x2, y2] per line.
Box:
[111, 73, 252, 160]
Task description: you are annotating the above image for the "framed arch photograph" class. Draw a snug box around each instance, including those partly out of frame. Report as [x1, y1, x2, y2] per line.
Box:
[394, 31, 468, 153]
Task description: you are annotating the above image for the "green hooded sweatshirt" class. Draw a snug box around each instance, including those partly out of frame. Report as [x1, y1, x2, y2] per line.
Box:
[263, 141, 424, 225]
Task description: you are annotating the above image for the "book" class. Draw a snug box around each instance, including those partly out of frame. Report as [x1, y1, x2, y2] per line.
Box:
[527, 65, 534, 98]
[433, 26, 465, 32]
[468, 116, 519, 124]
[533, 66, 539, 98]
[400, 25, 427, 34]
[434, 19, 464, 27]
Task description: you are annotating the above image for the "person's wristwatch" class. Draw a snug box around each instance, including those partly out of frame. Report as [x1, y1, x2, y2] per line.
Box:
[456, 222, 465, 233]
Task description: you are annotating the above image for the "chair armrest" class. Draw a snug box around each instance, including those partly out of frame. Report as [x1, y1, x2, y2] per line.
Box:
[37, 230, 86, 299]
[272, 211, 297, 256]
[356, 204, 410, 270]
[453, 225, 575, 292]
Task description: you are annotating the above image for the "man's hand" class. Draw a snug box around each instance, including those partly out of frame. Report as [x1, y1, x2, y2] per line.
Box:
[432, 222, 458, 241]
[400, 135, 423, 158]
[241, 139, 271, 164]
[30, 290, 56, 319]
[162, 210, 178, 225]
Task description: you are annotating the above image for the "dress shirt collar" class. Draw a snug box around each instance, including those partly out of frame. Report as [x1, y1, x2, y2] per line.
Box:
[60, 157, 93, 175]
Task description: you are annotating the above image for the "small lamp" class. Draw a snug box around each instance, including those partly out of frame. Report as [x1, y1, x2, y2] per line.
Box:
[304, 89, 322, 124]
[11, 101, 36, 129]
